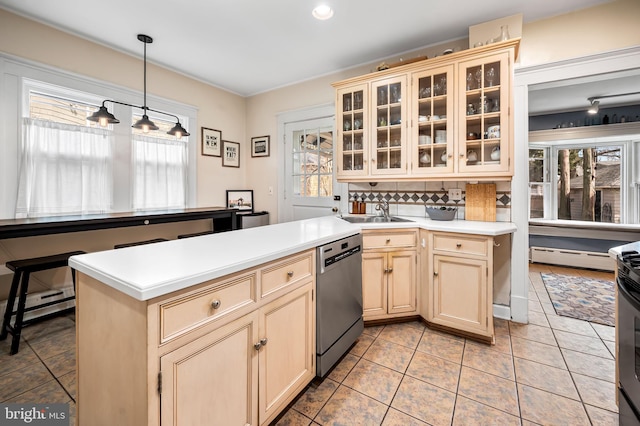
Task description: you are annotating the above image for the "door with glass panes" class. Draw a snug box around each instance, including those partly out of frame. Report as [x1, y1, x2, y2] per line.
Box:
[283, 117, 344, 222]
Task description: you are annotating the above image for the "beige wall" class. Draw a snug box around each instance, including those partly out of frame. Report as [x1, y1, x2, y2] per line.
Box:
[0, 9, 247, 209]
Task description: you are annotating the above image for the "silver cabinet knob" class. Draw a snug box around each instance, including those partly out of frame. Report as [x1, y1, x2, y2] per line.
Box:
[456, 243, 462, 248]
[287, 271, 294, 278]
[260, 338, 268, 346]
[211, 299, 221, 309]
[386, 238, 391, 243]
[387, 268, 393, 273]
[434, 271, 439, 276]
[254, 342, 262, 351]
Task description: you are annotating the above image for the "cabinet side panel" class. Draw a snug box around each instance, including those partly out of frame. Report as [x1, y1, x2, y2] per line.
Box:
[77, 273, 148, 425]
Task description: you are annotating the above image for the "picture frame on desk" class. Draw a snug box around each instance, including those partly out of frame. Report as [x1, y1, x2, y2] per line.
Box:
[222, 140, 240, 168]
[201, 127, 222, 157]
[226, 190, 254, 213]
[251, 135, 270, 157]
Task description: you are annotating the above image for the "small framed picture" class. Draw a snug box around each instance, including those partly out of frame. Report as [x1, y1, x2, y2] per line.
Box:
[251, 135, 270, 157]
[226, 190, 254, 213]
[222, 140, 240, 168]
[202, 127, 222, 157]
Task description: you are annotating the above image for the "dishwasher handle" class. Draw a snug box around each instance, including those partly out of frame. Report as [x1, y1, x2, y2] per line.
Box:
[318, 245, 361, 274]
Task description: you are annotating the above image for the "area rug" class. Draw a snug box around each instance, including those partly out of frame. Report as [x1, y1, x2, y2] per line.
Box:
[541, 273, 615, 327]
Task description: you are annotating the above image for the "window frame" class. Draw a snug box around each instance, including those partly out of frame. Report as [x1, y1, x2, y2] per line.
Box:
[0, 53, 197, 218]
[529, 137, 633, 224]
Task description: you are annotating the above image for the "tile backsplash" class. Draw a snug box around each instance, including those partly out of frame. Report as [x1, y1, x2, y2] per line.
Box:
[347, 181, 511, 222]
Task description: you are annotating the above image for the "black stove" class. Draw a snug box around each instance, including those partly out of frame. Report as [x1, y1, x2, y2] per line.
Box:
[618, 251, 640, 292]
[616, 249, 640, 425]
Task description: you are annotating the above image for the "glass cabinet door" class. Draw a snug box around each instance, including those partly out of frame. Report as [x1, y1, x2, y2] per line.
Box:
[371, 76, 407, 175]
[458, 52, 510, 173]
[337, 85, 368, 177]
[411, 65, 454, 174]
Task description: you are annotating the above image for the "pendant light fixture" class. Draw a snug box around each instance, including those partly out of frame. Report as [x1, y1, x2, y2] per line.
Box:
[88, 34, 190, 138]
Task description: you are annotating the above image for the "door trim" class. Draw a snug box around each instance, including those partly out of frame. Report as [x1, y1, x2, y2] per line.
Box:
[276, 103, 337, 223]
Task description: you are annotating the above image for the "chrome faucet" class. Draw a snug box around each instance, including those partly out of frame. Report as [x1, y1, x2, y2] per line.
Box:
[375, 200, 390, 220]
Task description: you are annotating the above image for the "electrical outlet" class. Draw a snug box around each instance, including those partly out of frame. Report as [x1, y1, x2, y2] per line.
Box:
[448, 188, 462, 201]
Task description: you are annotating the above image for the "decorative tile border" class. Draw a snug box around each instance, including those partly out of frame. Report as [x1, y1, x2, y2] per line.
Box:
[349, 190, 511, 208]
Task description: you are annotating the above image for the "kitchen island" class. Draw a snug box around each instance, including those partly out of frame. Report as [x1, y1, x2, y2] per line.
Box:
[69, 215, 515, 425]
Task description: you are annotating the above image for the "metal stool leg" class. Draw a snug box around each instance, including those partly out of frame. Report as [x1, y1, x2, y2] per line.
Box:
[0, 270, 22, 341]
[10, 271, 31, 355]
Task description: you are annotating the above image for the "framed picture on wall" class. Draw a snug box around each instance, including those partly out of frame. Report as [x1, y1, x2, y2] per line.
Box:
[202, 127, 222, 157]
[222, 140, 240, 168]
[226, 190, 254, 213]
[251, 135, 270, 157]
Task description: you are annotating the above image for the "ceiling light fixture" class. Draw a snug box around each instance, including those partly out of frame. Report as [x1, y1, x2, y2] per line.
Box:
[88, 34, 190, 138]
[587, 91, 640, 115]
[312, 4, 334, 20]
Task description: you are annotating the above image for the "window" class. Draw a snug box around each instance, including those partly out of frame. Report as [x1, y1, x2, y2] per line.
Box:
[292, 127, 333, 197]
[529, 142, 625, 223]
[15, 77, 192, 217]
[16, 86, 113, 217]
[132, 114, 188, 210]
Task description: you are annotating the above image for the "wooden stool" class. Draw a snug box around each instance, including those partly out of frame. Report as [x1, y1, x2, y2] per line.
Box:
[114, 238, 168, 249]
[0, 251, 85, 355]
[177, 231, 214, 239]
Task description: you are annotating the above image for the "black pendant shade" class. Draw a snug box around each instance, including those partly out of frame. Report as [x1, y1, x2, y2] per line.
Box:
[88, 105, 120, 126]
[132, 114, 160, 132]
[89, 34, 190, 139]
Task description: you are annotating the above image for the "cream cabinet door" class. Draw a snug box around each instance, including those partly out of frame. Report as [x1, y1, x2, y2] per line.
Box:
[337, 84, 369, 178]
[160, 311, 259, 426]
[362, 252, 387, 319]
[258, 282, 315, 425]
[387, 250, 417, 315]
[370, 75, 408, 176]
[432, 254, 489, 335]
[457, 51, 512, 175]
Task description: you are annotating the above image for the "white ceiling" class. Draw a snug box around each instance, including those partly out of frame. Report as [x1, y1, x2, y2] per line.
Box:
[0, 0, 614, 98]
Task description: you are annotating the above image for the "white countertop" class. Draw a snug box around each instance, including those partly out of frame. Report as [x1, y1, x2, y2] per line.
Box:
[70, 215, 516, 301]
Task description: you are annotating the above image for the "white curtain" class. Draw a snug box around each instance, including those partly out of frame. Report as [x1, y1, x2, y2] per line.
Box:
[132, 134, 188, 210]
[16, 118, 113, 218]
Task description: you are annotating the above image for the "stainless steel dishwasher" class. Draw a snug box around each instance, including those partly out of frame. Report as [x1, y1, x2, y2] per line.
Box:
[316, 233, 364, 377]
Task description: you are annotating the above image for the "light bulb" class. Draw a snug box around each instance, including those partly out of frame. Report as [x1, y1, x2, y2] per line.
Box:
[175, 131, 182, 138]
[142, 124, 150, 133]
[99, 117, 107, 127]
[312, 4, 334, 20]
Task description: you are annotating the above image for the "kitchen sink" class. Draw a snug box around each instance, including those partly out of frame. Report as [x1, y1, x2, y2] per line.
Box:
[340, 216, 413, 224]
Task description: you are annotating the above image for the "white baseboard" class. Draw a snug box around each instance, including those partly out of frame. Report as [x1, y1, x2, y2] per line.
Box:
[0, 288, 75, 323]
[510, 294, 529, 324]
[493, 304, 511, 321]
[530, 246, 614, 272]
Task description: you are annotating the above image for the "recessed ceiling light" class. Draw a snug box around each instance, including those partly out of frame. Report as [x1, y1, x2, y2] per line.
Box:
[312, 4, 334, 20]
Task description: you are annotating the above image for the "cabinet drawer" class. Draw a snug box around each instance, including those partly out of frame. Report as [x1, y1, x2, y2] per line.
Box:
[160, 273, 257, 343]
[363, 231, 416, 250]
[261, 250, 314, 298]
[432, 233, 489, 257]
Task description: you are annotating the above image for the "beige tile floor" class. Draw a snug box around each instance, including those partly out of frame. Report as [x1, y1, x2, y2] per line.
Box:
[0, 263, 618, 426]
[275, 263, 619, 426]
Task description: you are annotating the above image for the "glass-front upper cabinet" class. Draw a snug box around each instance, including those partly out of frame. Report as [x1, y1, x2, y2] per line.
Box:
[411, 65, 454, 175]
[336, 84, 368, 177]
[371, 76, 407, 176]
[457, 51, 510, 174]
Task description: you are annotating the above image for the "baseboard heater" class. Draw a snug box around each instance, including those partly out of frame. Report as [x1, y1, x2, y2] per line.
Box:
[0, 287, 75, 323]
[529, 246, 614, 272]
